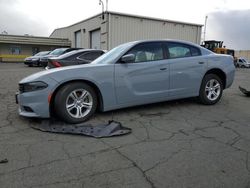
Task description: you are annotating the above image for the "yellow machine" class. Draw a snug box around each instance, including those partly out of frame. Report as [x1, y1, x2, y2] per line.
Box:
[201, 40, 235, 57]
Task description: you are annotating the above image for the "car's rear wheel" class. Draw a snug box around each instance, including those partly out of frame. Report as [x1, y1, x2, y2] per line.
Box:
[199, 74, 223, 105]
[54, 82, 97, 123]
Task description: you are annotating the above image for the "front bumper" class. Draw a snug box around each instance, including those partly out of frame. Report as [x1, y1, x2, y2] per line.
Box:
[16, 79, 58, 118]
[24, 60, 39, 65]
[16, 89, 50, 118]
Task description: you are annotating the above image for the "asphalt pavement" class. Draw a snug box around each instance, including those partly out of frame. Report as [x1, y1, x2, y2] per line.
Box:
[0, 63, 250, 188]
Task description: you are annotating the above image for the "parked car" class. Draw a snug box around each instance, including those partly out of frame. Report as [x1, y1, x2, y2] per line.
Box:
[16, 40, 235, 123]
[235, 57, 250, 68]
[46, 49, 105, 69]
[24, 51, 51, 67]
[39, 48, 81, 67]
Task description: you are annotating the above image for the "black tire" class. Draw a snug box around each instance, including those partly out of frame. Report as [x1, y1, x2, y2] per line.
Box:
[199, 74, 223, 105]
[54, 82, 97, 123]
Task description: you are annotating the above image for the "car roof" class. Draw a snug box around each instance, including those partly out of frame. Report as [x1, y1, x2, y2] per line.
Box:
[132, 39, 201, 47]
[52, 49, 104, 59]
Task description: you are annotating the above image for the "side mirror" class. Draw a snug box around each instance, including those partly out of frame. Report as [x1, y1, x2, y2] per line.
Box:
[121, 54, 135, 63]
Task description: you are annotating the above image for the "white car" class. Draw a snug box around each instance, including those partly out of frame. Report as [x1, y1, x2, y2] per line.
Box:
[236, 57, 250, 68]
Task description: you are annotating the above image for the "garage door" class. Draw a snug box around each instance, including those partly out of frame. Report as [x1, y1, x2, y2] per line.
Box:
[90, 29, 101, 49]
[75, 30, 81, 48]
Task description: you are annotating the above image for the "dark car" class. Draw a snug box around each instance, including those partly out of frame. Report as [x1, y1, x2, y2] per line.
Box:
[24, 51, 51, 67]
[46, 49, 105, 69]
[39, 48, 81, 67]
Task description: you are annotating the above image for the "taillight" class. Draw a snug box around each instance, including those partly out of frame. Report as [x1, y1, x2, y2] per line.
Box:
[52, 61, 61, 67]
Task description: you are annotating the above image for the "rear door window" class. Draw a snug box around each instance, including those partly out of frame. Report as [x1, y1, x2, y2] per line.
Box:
[166, 42, 201, 59]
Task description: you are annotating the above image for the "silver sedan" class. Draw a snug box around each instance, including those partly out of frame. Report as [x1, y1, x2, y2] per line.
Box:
[16, 40, 235, 123]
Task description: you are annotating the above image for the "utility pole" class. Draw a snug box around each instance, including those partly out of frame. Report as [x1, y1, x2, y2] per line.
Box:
[106, 0, 108, 12]
[99, 0, 104, 19]
[203, 15, 208, 43]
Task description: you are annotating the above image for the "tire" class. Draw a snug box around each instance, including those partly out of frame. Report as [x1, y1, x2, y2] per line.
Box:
[199, 74, 223, 105]
[54, 82, 97, 123]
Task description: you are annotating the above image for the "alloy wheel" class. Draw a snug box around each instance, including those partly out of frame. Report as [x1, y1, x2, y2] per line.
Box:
[205, 79, 221, 101]
[66, 89, 93, 118]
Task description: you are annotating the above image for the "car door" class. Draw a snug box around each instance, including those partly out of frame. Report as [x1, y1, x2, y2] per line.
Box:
[165, 42, 207, 98]
[114, 42, 170, 105]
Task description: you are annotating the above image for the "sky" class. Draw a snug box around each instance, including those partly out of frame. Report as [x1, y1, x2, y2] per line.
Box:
[0, 0, 250, 50]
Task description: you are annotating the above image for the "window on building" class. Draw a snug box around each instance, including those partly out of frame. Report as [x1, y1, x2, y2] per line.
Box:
[10, 46, 21, 55]
[32, 47, 40, 55]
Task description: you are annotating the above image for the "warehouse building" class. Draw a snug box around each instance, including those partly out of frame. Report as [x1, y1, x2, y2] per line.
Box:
[0, 34, 71, 62]
[235, 50, 250, 61]
[50, 11, 202, 50]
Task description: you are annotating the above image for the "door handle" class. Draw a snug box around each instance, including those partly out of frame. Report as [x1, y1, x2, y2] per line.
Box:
[198, 62, 205, 64]
[160, 68, 167, 71]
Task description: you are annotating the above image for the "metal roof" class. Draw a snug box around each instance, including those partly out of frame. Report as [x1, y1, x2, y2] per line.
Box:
[50, 11, 203, 37]
[0, 34, 71, 46]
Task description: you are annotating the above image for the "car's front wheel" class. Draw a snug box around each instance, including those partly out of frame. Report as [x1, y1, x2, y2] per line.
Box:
[199, 74, 223, 105]
[54, 82, 97, 123]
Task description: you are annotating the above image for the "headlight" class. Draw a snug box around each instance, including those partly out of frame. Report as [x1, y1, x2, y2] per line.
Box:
[19, 81, 48, 93]
[31, 58, 39, 61]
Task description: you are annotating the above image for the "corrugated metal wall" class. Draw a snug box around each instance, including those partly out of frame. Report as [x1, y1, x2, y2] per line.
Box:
[50, 14, 108, 50]
[50, 12, 202, 50]
[109, 13, 202, 49]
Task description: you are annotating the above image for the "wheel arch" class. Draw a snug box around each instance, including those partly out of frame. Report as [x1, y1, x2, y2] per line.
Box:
[204, 68, 226, 89]
[49, 79, 104, 117]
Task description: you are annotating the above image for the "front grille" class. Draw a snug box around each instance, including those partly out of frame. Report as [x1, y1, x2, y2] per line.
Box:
[19, 84, 24, 93]
[23, 106, 34, 112]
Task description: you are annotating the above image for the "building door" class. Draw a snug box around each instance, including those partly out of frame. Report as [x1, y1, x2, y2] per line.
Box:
[32, 47, 39, 55]
[75, 30, 81, 48]
[90, 29, 101, 49]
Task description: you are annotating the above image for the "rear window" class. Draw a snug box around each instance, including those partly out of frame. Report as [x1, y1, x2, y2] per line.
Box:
[49, 48, 68, 55]
[78, 51, 104, 61]
[57, 50, 80, 59]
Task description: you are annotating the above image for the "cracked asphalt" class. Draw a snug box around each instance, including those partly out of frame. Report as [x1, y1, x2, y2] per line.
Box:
[0, 63, 250, 188]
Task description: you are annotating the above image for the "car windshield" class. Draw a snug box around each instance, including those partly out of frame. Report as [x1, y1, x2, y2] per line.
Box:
[241, 59, 247, 63]
[49, 48, 68, 55]
[91, 42, 136, 64]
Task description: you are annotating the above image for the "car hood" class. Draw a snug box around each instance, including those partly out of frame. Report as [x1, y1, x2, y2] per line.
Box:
[19, 63, 106, 84]
[25, 55, 39, 60]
